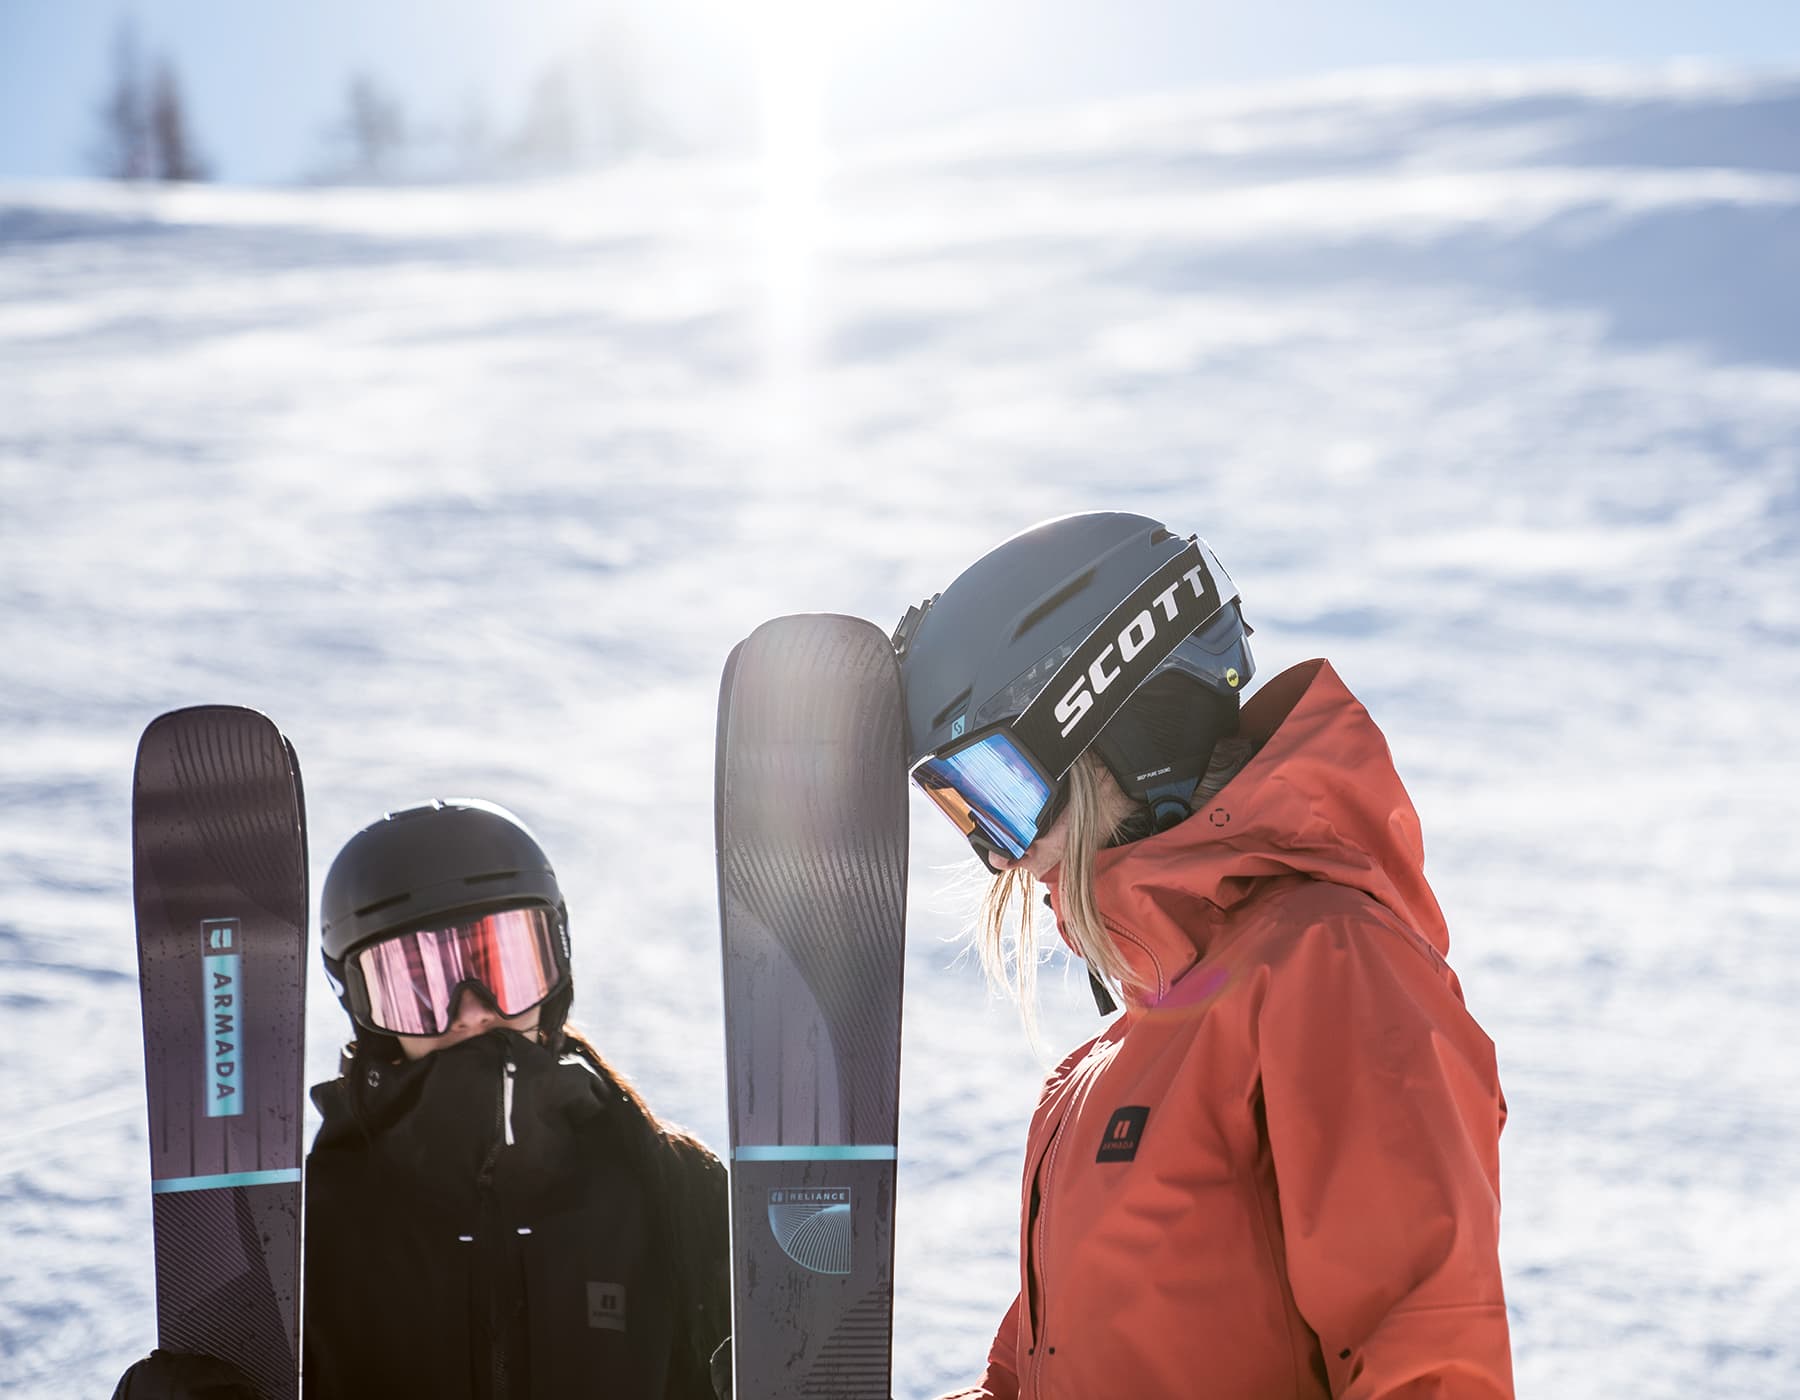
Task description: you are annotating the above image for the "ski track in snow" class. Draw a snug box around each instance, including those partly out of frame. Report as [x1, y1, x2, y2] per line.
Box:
[2, 64, 1798, 1398]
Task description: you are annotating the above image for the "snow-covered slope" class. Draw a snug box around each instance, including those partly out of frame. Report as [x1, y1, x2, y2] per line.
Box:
[2, 64, 1797, 1398]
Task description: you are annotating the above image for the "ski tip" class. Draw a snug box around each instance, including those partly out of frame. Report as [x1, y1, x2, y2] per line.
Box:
[135, 705, 297, 782]
[735, 614, 901, 680]
[137, 703, 280, 746]
[741, 612, 889, 645]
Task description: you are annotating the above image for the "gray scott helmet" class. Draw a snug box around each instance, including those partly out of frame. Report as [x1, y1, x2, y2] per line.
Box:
[320, 799, 573, 1042]
[893, 511, 1254, 861]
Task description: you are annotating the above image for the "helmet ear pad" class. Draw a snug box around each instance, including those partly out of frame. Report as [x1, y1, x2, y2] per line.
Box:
[1091, 673, 1240, 828]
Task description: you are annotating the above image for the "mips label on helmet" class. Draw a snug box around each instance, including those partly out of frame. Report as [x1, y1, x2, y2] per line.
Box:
[1013, 541, 1223, 777]
[201, 918, 244, 1118]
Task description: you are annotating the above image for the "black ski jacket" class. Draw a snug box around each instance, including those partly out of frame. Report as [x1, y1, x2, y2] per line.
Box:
[304, 1028, 728, 1400]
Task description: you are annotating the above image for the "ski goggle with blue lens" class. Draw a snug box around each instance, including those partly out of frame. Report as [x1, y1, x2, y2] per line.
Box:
[911, 727, 1063, 862]
[906, 536, 1235, 863]
[344, 906, 569, 1037]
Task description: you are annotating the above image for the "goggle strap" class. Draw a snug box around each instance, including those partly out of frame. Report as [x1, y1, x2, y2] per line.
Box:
[1012, 539, 1225, 778]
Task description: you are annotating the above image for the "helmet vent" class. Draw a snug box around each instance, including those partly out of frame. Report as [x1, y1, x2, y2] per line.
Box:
[1012, 569, 1095, 640]
[463, 870, 520, 885]
[353, 892, 410, 919]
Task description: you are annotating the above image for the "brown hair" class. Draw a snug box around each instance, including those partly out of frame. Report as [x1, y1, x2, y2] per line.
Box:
[558, 1025, 731, 1389]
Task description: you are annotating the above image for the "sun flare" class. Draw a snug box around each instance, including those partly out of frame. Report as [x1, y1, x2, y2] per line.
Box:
[753, 1, 828, 364]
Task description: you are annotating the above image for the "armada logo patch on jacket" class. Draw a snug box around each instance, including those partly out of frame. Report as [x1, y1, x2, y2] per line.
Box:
[1096, 1105, 1150, 1162]
[588, 1281, 627, 1332]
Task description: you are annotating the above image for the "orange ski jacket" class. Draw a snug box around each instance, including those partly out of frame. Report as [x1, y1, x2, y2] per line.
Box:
[944, 660, 1514, 1400]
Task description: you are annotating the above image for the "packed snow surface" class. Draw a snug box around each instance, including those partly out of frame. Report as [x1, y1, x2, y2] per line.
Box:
[3, 64, 1798, 1398]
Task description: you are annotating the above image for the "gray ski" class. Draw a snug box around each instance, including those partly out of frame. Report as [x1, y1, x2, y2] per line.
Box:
[715, 614, 908, 1399]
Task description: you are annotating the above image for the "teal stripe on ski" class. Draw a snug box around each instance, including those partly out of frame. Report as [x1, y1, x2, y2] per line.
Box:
[151, 1167, 303, 1194]
[733, 1145, 897, 1162]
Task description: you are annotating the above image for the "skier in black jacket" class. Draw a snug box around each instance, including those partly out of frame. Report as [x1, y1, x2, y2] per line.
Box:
[115, 798, 730, 1400]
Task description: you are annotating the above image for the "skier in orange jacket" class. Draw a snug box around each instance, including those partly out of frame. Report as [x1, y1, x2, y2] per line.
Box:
[894, 512, 1513, 1399]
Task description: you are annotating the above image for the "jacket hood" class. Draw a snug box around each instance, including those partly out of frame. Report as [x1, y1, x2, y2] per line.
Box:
[1048, 659, 1448, 1005]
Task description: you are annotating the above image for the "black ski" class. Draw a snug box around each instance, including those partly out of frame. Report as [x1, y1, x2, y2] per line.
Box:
[132, 706, 308, 1400]
[716, 615, 908, 1399]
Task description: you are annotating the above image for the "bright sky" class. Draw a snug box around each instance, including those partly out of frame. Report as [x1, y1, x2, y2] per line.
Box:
[2, 0, 1798, 183]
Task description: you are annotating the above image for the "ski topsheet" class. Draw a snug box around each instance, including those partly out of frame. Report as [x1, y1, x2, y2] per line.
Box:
[132, 707, 308, 1400]
[716, 615, 908, 1400]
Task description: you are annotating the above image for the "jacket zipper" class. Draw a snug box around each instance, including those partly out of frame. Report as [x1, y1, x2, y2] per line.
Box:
[1028, 1112, 1070, 1397]
[475, 1056, 519, 1399]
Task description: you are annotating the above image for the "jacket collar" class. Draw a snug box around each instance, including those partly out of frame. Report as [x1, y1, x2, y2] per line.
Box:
[1046, 660, 1448, 1009]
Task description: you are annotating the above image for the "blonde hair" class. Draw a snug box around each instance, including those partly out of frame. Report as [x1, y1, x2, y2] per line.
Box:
[972, 736, 1257, 1036]
[973, 754, 1141, 1043]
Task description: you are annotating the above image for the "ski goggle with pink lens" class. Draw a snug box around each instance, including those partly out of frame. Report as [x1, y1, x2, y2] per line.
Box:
[345, 906, 569, 1036]
[907, 537, 1231, 862]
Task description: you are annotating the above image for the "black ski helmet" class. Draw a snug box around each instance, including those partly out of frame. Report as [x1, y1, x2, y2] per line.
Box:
[320, 799, 573, 1043]
[894, 511, 1254, 840]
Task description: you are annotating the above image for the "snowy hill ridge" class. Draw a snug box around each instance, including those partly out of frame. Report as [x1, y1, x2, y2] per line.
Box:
[2, 64, 1798, 1399]
[6, 62, 1799, 366]
[9, 63, 1800, 224]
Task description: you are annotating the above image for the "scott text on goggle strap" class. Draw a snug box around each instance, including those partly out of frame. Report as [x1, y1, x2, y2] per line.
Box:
[1053, 561, 1214, 738]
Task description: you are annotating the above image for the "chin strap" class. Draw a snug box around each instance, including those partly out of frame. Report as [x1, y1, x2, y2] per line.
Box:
[1143, 777, 1199, 834]
[1037, 886, 1121, 1016]
[1106, 776, 1199, 849]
